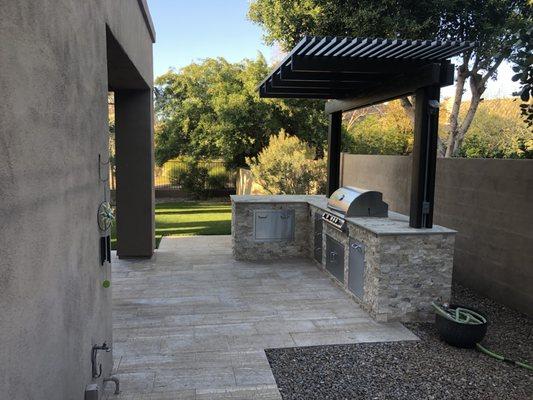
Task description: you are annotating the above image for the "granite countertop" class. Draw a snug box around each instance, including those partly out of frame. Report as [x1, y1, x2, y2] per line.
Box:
[231, 194, 456, 236]
[307, 197, 455, 235]
[231, 195, 326, 203]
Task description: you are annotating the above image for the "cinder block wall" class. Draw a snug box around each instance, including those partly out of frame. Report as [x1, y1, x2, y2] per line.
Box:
[341, 154, 533, 316]
[0, 1, 153, 398]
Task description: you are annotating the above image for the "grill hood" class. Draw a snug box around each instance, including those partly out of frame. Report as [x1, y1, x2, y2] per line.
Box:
[327, 187, 388, 218]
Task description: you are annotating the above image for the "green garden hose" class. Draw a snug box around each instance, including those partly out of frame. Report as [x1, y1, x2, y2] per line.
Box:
[431, 302, 533, 372]
[476, 343, 533, 371]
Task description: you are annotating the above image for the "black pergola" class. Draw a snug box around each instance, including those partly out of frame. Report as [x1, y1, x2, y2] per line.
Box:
[258, 36, 474, 229]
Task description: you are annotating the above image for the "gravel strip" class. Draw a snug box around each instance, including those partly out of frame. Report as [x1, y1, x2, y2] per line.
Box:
[266, 285, 533, 400]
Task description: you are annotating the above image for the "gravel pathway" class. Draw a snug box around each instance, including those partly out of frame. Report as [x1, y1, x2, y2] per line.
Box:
[266, 285, 533, 400]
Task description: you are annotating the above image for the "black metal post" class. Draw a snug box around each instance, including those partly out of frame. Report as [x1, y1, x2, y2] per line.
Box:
[409, 85, 440, 228]
[327, 111, 342, 197]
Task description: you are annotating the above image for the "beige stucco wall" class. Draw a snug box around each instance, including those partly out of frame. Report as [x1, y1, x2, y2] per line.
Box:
[341, 154, 533, 316]
[0, 1, 153, 398]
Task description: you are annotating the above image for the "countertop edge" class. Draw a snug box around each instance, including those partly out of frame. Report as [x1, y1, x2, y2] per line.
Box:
[232, 195, 457, 236]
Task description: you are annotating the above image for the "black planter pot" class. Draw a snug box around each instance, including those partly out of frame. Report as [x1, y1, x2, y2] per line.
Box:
[435, 304, 488, 348]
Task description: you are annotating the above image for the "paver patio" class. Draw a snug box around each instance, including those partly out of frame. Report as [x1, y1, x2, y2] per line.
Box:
[107, 236, 417, 399]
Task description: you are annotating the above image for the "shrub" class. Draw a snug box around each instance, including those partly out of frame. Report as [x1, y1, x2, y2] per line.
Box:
[166, 164, 188, 186]
[206, 167, 230, 190]
[181, 163, 208, 194]
[343, 114, 413, 155]
[248, 131, 326, 195]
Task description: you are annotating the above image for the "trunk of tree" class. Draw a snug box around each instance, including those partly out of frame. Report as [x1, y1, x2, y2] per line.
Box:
[445, 54, 503, 157]
[400, 95, 447, 156]
[400, 96, 415, 126]
[445, 63, 469, 157]
[453, 74, 484, 154]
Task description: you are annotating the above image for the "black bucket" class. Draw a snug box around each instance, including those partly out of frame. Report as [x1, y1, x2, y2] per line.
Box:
[435, 304, 488, 348]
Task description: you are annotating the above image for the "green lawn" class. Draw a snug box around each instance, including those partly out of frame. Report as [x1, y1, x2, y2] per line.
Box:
[111, 201, 231, 250]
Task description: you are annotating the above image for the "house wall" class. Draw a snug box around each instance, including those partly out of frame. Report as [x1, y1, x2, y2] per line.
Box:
[0, 1, 154, 399]
[341, 154, 533, 316]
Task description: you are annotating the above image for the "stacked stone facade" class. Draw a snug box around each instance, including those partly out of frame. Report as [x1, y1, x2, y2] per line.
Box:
[232, 200, 310, 260]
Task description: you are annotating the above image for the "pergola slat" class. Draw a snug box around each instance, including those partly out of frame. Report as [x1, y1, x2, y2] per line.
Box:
[258, 36, 473, 99]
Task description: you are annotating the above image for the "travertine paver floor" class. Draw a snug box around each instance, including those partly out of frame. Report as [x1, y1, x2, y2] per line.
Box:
[106, 236, 417, 399]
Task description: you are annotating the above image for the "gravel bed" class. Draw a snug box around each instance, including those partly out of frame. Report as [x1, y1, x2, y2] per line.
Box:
[266, 285, 533, 400]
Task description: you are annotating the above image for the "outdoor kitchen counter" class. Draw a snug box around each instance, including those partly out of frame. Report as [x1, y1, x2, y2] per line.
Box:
[231, 194, 326, 203]
[231, 195, 324, 260]
[231, 194, 456, 322]
[306, 198, 456, 236]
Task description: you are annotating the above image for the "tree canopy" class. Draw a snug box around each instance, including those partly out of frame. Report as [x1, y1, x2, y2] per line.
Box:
[154, 55, 328, 167]
[248, 0, 532, 157]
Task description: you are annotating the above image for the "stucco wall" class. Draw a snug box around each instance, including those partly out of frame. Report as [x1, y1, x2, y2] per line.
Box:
[0, 1, 153, 399]
[341, 154, 533, 316]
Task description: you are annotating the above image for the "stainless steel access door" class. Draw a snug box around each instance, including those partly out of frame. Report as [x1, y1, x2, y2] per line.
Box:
[313, 213, 323, 264]
[253, 210, 295, 241]
[325, 235, 344, 283]
[348, 238, 365, 299]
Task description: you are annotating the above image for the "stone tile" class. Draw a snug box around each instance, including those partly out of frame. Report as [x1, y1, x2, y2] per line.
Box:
[195, 386, 282, 400]
[153, 368, 236, 391]
[234, 366, 277, 386]
[148, 391, 196, 400]
[111, 236, 418, 398]
[228, 333, 296, 351]
[109, 372, 155, 394]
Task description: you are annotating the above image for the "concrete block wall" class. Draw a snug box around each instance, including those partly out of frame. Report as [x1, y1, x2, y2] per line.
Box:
[341, 154, 533, 316]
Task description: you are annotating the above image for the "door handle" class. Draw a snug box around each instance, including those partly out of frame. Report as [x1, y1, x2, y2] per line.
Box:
[351, 243, 362, 252]
[329, 251, 337, 262]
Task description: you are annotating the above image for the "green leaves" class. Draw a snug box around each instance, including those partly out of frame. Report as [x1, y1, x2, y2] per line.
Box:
[510, 26, 532, 126]
[248, 131, 327, 194]
[154, 56, 327, 168]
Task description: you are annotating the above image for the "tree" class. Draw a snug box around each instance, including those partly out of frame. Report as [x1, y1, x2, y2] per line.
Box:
[511, 26, 533, 127]
[248, 0, 531, 157]
[440, 1, 530, 156]
[154, 55, 327, 167]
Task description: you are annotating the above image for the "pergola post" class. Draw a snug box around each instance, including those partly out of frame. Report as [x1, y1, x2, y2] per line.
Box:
[115, 89, 155, 257]
[409, 85, 440, 228]
[326, 111, 342, 197]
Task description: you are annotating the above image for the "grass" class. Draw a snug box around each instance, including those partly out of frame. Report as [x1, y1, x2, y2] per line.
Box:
[111, 201, 231, 250]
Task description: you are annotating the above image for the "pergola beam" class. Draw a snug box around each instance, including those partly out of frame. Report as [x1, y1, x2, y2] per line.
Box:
[280, 65, 387, 83]
[270, 74, 372, 90]
[326, 111, 343, 197]
[410, 85, 440, 228]
[291, 55, 425, 74]
[324, 62, 452, 113]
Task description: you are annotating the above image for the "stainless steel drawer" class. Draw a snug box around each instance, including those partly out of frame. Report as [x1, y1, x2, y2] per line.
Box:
[253, 210, 295, 241]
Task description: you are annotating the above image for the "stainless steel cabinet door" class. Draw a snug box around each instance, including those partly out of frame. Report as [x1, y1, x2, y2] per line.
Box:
[348, 238, 365, 299]
[253, 210, 295, 241]
[313, 213, 323, 264]
[325, 235, 344, 283]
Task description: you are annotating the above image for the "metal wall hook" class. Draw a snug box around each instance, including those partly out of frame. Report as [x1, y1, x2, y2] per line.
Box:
[98, 154, 110, 183]
[91, 342, 111, 379]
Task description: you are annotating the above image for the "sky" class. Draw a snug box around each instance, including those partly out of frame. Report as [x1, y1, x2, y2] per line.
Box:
[146, 0, 520, 99]
[147, 0, 276, 77]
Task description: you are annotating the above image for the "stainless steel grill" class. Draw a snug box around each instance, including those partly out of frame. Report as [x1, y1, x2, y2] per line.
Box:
[322, 187, 388, 231]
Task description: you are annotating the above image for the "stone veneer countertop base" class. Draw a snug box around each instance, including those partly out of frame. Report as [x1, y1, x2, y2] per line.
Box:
[231, 195, 456, 236]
